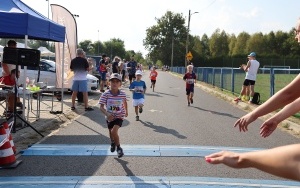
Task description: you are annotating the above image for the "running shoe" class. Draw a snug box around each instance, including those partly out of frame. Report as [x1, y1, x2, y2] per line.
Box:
[117, 147, 124, 158]
[190, 98, 193, 104]
[234, 97, 241, 102]
[136, 115, 139, 121]
[110, 142, 116, 152]
[139, 106, 143, 113]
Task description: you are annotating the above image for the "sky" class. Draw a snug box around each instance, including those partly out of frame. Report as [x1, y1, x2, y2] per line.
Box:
[22, 0, 300, 56]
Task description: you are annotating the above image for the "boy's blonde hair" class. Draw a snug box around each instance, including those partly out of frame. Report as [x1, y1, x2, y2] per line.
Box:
[187, 65, 193, 70]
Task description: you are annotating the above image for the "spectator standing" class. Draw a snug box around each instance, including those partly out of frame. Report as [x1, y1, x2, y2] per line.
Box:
[234, 52, 260, 103]
[70, 48, 93, 111]
[1, 40, 18, 77]
[99, 54, 107, 92]
[112, 56, 120, 74]
[127, 55, 137, 84]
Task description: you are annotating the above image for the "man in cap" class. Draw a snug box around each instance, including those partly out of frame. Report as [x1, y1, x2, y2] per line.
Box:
[234, 52, 260, 103]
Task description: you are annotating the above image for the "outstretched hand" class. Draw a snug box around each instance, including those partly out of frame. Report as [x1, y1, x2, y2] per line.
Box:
[234, 113, 257, 132]
[205, 151, 246, 168]
[259, 118, 278, 138]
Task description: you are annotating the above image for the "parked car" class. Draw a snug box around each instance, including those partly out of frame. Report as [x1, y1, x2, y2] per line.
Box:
[1, 59, 99, 92]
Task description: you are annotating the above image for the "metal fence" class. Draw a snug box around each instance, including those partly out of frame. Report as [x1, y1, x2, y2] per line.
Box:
[171, 67, 300, 103]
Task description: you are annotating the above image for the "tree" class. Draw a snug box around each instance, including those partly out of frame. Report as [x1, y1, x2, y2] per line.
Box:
[232, 32, 250, 56]
[201, 34, 210, 59]
[79, 40, 93, 54]
[144, 11, 187, 66]
[246, 32, 266, 56]
[209, 29, 229, 57]
[228, 34, 237, 56]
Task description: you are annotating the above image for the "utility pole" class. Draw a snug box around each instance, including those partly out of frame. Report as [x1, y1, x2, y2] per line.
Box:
[185, 9, 198, 67]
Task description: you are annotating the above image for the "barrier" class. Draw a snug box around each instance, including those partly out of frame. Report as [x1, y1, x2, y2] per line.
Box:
[0, 124, 22, 168]
[3, 122, 16, 153]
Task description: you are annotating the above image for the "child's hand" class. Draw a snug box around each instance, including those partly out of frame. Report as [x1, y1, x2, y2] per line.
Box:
[106, 113, 114, 121]
[125, 111, 128, 117]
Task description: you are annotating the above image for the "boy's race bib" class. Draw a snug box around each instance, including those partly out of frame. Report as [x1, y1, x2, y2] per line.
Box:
[107, 99, 123, 114]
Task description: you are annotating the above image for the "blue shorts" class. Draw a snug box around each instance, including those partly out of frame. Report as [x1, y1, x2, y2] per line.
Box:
[100, 72, 107, 81]
[72, 80, 88, 92]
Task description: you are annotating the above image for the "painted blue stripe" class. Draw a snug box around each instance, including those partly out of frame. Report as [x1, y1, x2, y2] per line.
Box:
[22, 144, 263, 157]
[0, 176, 299, 187]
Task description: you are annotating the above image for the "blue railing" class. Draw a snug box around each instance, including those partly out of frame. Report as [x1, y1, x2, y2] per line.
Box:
[171, 67, 300, 103]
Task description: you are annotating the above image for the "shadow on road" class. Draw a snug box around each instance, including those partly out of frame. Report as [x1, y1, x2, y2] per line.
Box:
[139, 120, 187, 139]
[115, 158, 169, 188]
[191, 106, 240, 119]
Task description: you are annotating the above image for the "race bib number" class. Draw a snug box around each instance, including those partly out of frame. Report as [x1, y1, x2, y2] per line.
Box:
[107, 99, 123, 113]
[186, 79, 194, 84]
[135, 86, 144, 93]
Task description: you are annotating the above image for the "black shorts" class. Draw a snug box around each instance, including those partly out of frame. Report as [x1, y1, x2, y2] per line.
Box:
[151, 80, 156, 84]
[243, 79, 256, 86]
[129, 74, 136, 81]
[107, 118, 123, 129]
[186, 86, 194, 95]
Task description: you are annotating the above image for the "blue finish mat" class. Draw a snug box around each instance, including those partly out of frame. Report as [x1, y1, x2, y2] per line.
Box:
[0, 176, 299, 187]
[21, 144, 264, 157]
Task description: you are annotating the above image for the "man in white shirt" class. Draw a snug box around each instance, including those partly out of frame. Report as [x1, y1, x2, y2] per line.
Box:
[234, 52, 260, 103]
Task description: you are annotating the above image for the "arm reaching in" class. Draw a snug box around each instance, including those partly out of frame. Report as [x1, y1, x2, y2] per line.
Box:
[205, 144, 300, 181]
[234, 74, 300, 134]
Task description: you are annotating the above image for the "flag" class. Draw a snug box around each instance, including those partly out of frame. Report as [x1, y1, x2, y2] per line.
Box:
[51, 4, 77, 88]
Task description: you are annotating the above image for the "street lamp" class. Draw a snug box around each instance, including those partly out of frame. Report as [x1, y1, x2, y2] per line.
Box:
[97, 30, 100, 55]
[46, 0, 49, 18]
[185, 9, 199, 67]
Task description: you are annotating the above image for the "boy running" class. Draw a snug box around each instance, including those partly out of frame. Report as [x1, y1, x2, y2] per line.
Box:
[183, 65, 196, 106]
[99, 73, 128, 158]
[129, 70, 146, 121]
[149, 66, 158, 92]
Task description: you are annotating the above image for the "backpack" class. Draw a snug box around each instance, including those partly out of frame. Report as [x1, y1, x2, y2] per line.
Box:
[252, 92, 260, 105]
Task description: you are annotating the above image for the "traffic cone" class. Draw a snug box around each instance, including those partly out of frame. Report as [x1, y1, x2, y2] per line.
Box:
[0, 125, 22, 168]
[3, 122, 16, 154]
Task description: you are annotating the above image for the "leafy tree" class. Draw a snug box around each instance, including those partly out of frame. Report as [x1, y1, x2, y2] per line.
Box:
[209, 29, 229, 57]
[232, 32, 250, 56]
[246, 32, 266, 56]
[201, 34, 210, 59]
[79, 40, 93, 54]
[144, 11, 187, 66]
[228, 34, 236, 56]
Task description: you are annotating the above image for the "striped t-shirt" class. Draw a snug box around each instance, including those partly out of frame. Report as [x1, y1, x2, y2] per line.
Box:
[99, 90, 127, 120]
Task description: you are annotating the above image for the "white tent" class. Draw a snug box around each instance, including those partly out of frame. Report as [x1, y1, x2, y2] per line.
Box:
[38, 46, 55, 57]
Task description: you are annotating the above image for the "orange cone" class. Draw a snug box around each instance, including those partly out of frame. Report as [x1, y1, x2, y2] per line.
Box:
[0, 125, 21, 168]
[3, 122, 16, 154]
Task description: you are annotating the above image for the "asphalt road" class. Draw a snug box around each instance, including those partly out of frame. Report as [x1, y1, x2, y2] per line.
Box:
[0, 70, 299, 186]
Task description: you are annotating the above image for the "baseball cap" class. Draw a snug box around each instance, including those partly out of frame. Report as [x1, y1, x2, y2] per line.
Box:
[135, 70, 143, 75]
[247, 52, 256, 57]
[109, 73, 121, 81]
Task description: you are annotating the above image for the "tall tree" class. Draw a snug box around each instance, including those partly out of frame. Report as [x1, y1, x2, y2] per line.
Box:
[246, 32, 266, 56]
[228, 34, 237, 56]
[209, 29, 229, 57]
[144, 11, 187, 66]
[232, 32, 250, 56]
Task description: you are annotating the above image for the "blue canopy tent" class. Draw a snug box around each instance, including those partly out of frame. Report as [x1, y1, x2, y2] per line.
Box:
[0, 0, 66, 113]
[0, 0, 65, 42]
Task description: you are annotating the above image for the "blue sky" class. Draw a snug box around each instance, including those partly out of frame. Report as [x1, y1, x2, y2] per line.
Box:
[22, 0, 300, 55]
